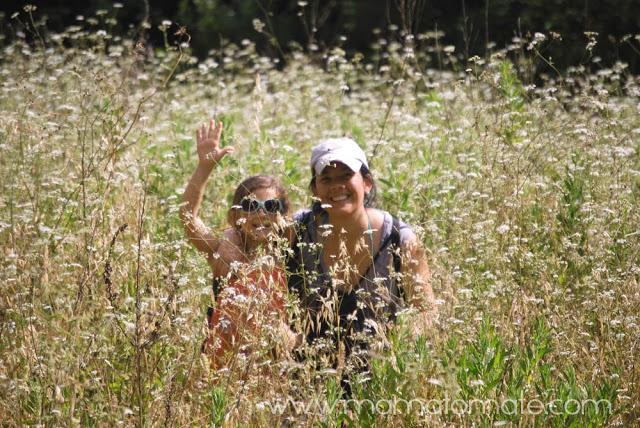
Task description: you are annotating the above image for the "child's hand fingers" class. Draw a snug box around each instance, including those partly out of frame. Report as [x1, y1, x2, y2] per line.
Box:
[208, 118, 215, 141]
[215, 146, 235, 163]
[215, 120, 223, 144]
[199, 123, 208, 143]
[220, 146, 235, 157]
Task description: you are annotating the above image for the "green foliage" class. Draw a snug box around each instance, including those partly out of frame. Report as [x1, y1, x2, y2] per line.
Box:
[456, 319, 508, 400]
[319, 378, 351, 428]
[498, 61, 525, 113]
[554, 152, 592, 288]
[210, 386, 227, 427]
[556, 152, 588, 237]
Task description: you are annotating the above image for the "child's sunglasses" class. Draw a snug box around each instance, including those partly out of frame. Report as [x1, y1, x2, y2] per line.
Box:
[240, 198, 284, 214]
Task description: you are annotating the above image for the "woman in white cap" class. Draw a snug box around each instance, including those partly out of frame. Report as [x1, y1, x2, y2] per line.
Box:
[288, 137, 436, 391]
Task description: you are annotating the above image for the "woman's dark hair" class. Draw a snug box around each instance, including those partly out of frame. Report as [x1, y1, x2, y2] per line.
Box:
[227, 175, 290, 228]
[309, 164, 377, 209]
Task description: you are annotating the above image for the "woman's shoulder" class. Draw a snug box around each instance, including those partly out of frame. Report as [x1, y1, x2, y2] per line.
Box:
[374, 209, 417, 244]
[289, 209, 316, 245]
[292, 208, 313, 223]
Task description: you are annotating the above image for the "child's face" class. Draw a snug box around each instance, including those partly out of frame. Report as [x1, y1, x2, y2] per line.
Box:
[236, 187, 284, 244]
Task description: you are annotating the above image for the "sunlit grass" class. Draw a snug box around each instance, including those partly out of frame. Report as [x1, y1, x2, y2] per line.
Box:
[1, 6, 639, 426]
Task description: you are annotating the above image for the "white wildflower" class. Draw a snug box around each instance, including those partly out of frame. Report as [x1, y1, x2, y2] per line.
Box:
[252, 19, 265, 33]
[496, 224, 510, 234]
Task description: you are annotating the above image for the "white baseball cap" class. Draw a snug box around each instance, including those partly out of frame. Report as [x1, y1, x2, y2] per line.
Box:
[310, 137, 369, 175]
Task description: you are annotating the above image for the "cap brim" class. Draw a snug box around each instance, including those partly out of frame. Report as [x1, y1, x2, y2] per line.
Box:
[314, 154, 363, 175]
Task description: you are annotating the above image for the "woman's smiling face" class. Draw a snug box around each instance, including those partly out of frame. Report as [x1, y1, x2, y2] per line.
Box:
[313, 162, 372, 215]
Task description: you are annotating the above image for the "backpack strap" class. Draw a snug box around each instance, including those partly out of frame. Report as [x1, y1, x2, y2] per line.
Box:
[390, 216, 402, 274]
[202, 305, 215, 353]
[290, 210, 315, 248]
[286, 210, 316, 296]
[212, 277, 223, 299]
[387, 216, 405, 303]
[205, 280, 222, 353]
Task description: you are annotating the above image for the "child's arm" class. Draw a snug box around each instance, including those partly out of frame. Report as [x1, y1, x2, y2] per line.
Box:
[180, 119, 235, 264]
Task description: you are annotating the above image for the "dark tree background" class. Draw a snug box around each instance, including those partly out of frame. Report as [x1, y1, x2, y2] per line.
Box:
[2, 0, 639, 74]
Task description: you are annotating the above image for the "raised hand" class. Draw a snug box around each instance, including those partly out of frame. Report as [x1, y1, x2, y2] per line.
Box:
[196, 118, 235, 168]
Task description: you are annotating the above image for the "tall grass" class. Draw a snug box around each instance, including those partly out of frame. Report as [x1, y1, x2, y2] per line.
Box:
[1, 6, 639, 426]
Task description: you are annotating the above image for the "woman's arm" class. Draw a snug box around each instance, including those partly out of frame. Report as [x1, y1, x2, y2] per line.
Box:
[180, 119, 235, 261]
[400, 235, 438, 335]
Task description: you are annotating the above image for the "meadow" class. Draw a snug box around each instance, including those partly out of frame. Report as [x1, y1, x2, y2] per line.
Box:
[1, 8, 639, 427]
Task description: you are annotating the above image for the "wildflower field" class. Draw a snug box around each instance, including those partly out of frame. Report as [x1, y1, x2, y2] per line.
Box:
[1, 8, 639, 427]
